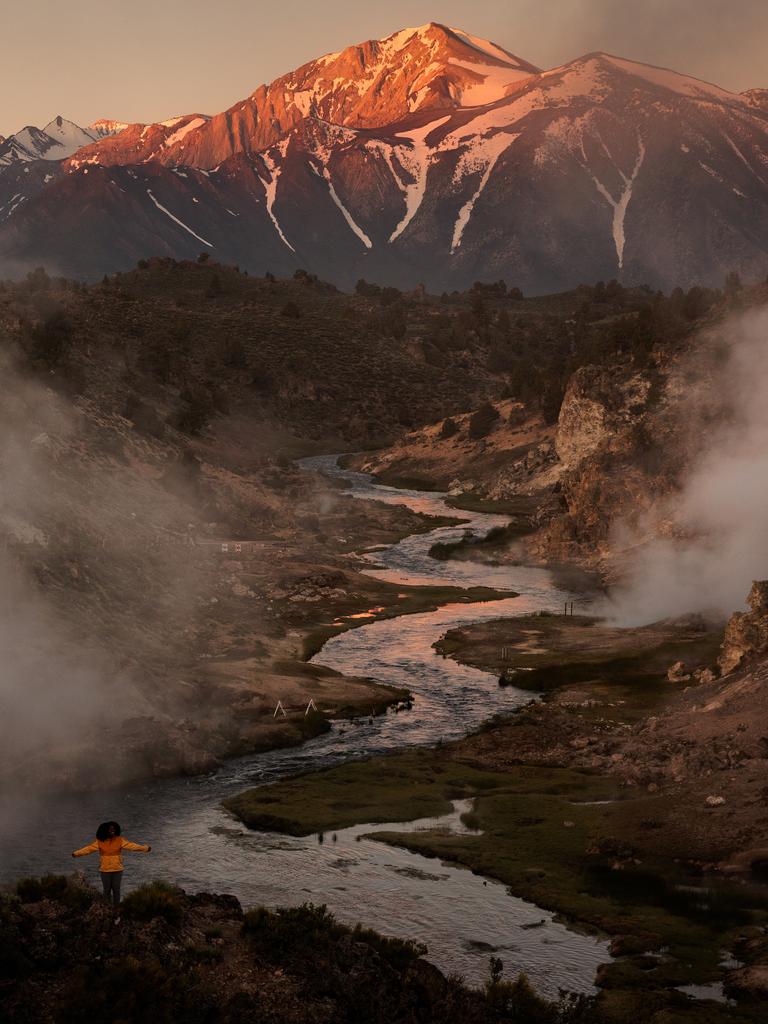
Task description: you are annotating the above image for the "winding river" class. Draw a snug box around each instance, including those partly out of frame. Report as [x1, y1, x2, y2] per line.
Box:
[0, 455, 609, 994]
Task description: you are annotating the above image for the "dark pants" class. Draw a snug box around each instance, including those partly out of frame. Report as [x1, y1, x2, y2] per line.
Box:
[100, 871, 122, 906]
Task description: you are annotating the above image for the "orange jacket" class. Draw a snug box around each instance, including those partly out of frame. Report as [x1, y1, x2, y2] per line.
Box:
[73, 836, 150, 872]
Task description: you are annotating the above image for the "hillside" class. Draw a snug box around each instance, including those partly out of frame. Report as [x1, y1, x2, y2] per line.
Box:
[2, 262, 522, 790]
[362, 279, 768, 591]
[0, 878, 591, 1024]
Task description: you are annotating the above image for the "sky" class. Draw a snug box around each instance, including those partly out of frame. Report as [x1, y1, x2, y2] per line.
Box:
[2, 0, 767, 137]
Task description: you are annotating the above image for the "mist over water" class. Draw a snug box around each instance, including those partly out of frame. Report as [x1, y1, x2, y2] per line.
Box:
[0, 355, 202, 778]
[609, 308, 768, 625]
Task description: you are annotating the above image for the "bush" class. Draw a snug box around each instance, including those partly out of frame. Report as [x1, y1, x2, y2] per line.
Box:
[124, 393, 165, 438]
[15, 874, 93, 911]
[174, 385, 217, 436]
[243, 903, 341, 959]
[281, 301, 301, 318]
[486, 965, 561, 1023]
[351, 924, 427, 969]
[0, 893, 29, 980]
[468, 402, 499, 440]
[121, 881, 184, 925]
[243, 903, 425, 969]
[31, 308, 73, 367]
[439, 416, 459, 439]
[60, 956, 200, 1024]
[16, 874, 69, 903]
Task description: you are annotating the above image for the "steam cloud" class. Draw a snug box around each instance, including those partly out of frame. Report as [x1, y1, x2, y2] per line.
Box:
[0, 351, 202, 783]
[610, 307, 768, 625]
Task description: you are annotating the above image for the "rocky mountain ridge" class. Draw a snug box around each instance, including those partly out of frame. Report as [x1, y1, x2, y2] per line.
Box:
[0, 115, 123, 166]
[1, 23, 767, 290]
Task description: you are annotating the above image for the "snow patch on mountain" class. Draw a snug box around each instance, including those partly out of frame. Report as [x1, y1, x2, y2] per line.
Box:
[389, 115, 452, 241]
[721, 130, 768, 185]
[40, 117, 96, 157]
[89, 119, 131, 139]
[164, 117, 207, 148]
[260, 143, 295, 252]
[145, 188, 213, 246]
[602, 54, 739, 103]
[586, 136, 645, 268]
[450, 132, 519, 252]
[309, 160, 372, 248]
[447, 27, 526, 67]
[447, 60, 532, 105]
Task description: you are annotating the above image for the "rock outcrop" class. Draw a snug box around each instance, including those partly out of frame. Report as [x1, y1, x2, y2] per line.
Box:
[719, 580, 768, 675]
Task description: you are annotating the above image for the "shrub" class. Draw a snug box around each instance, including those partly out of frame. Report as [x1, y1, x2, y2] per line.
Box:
[439, 416, 459, 439]
[281, 301, 301, 318]
[485, 966, 558, 1023]
[31, 308, 73, 367]
[174, 385, 216, 436]
[184, 943, 223, 963]
[540, 380, 566, 425]
[121, 881, 184, 925]
[243, 903, 341, 959]
[0, 893, 28, 980]
[16, 874, 68, 903]
[243, 903, 425, 969]
[468, 402, 499, 440]
[124, 393, 165, 438]
[205, 273, 223, 298]
[60, 956, 200, 1024]
[15, 874, 94, 911]
[351, 924, 426, 969]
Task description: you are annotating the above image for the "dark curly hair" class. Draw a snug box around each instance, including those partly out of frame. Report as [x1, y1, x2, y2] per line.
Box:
[96, 821, 122, 841]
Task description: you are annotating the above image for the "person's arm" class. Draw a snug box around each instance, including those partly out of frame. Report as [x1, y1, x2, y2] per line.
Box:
[121, 839, 152, 853]
[71, 841, 99, 858]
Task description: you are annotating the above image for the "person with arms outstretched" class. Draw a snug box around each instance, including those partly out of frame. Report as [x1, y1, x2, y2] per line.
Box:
[72, 820, 151, 920]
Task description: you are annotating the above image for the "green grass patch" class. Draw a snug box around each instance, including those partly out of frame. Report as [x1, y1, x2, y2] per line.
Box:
[226, 744, 767, 993]
[446, 494, 535, 514]
[224, 748, 505, 835]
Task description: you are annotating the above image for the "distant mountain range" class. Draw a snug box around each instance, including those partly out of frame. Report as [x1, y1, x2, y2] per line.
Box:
[0, 116, 126, 166]
[1, 23, 767, 291]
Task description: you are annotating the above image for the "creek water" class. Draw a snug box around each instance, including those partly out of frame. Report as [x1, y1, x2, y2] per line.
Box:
[0, 455, 609, 993]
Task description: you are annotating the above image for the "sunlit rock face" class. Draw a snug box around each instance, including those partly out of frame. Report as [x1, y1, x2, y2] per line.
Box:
[719, 581, 768, 675]
[2, 24, 768, 290]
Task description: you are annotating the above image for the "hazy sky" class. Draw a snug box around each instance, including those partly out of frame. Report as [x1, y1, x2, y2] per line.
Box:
[2, 1, 766, 136]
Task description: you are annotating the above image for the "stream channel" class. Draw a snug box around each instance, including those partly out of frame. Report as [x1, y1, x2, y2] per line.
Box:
[0, 455, 610, 994]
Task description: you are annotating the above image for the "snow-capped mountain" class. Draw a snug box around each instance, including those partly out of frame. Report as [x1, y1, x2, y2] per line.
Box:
[1, 25, 767, 292]
[67, 24, 538, 170]
[88, 119, 132, 139]
[68, 114, 212, 168]
[0, 116, 124, 166]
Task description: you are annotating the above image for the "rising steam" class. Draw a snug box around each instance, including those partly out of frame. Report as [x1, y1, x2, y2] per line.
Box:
[609, 307, 768, 624]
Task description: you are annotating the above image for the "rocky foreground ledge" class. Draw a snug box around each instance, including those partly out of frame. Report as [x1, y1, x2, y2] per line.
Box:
[0, 874, 587, 1024]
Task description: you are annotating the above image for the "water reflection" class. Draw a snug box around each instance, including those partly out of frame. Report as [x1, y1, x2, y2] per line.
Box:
[0, 456, 609, 993]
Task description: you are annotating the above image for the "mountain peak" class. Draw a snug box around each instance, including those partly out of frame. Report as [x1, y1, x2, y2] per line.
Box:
[555, 52, 742, 104]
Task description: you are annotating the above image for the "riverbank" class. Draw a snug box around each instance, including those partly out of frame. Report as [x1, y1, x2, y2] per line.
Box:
[225, 612, 768, 1020]
[0, 452, 482, 793]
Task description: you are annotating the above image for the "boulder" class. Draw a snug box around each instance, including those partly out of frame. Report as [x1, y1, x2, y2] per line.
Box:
[667, 661, 691, 683]
[693, 667, 717, 684]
